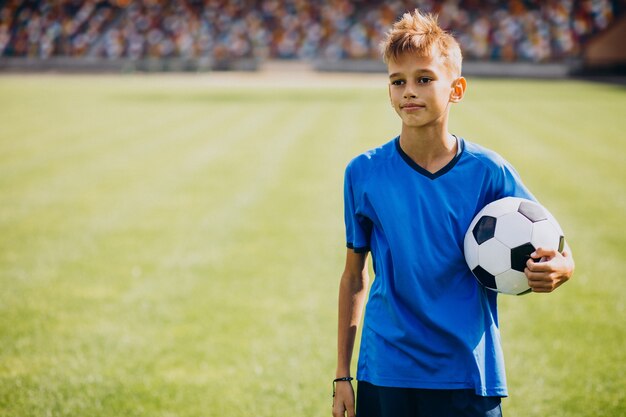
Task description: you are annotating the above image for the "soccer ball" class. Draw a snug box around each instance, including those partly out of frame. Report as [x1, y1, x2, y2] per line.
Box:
[463, 197, 565, 295]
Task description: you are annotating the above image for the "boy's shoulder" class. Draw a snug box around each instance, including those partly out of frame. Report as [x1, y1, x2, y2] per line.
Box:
[462, 139, 511, 170]
[346, 137, 397, 171]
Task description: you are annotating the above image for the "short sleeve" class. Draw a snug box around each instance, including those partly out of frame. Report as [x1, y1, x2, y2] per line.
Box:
[495, 158, 536, 202]
[344, 163, 372, 253]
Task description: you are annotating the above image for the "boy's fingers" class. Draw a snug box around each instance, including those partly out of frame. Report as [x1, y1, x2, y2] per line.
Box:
[530, 247, 560, 260]
[530, 280, 562, 292]
[526, 258, 552, 272]
[331, 401, 342, 417]
[526, 247, 565, 271]
[525, 265, 566, 292]
[332, 404, 355, 417]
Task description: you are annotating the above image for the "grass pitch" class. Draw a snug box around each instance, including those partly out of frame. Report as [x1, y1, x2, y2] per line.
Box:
[0, 74, 624, 417]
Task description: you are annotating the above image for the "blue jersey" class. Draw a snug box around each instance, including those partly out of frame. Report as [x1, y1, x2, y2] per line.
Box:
[344, 136, 534, 397]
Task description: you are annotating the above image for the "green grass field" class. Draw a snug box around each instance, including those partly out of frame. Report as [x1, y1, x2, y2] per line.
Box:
[0, 73, 624, 417]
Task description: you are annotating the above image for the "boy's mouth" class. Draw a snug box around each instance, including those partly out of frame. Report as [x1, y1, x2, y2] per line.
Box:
[401, 103, 425, 110]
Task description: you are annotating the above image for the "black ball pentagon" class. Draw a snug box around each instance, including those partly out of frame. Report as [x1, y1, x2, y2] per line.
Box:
[510, 243, 537, 272]
[472, 265, 497, 289]
[518, 201, 547, 223]
[472, 216, 497, 245]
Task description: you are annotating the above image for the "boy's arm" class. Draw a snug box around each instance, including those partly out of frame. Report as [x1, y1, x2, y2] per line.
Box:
[525, 242, 575, 293]
[332, 249, 370, 417]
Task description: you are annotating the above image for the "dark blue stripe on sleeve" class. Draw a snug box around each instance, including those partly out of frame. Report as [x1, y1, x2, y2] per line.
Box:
[347, 243, 370, 253]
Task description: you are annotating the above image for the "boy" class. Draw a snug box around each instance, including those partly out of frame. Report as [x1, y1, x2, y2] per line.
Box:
[332, 9, 574, 417]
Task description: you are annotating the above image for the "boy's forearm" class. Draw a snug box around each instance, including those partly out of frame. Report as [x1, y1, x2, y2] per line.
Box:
[336, 270, 369, 377]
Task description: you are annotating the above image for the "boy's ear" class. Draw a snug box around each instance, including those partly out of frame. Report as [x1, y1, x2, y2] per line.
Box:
[449, 77, 467, 103]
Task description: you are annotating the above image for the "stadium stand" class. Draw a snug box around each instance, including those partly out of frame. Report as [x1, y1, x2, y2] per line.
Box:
[0, 0, 624, 74]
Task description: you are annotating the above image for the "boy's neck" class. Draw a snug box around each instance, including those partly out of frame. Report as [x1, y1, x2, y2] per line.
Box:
[399, 125, 457, 174]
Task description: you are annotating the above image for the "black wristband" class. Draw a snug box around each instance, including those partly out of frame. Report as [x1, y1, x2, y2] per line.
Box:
[332, 377, 354, 398]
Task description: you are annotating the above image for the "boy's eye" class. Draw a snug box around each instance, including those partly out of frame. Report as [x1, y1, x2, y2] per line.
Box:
[417, 77, 432, 84]
[391, 79, 405, 86]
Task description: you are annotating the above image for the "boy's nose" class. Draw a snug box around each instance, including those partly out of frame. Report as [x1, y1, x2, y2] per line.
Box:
[404, 84, 417, 98]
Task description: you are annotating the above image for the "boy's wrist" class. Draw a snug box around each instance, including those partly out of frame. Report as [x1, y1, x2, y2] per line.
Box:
[332, 376, 354, 398]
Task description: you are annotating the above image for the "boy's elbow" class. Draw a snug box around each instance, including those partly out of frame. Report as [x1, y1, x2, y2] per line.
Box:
[340, 268, 369, 294]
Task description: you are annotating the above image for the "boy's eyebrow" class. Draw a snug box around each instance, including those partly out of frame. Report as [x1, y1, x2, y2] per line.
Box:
[389, 69, 437, 79]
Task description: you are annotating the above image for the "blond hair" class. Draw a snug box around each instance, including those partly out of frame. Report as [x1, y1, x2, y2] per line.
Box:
[381, 9, 463, 77]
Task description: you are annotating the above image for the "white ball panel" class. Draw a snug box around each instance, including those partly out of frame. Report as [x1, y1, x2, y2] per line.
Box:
[494, 212, 533, 248]
[495, 269, 530, 295]
[478, 239, 511, 276]
[530, 220, 561, 251]
[464, 232, 480, 270]
[480, 197, 523, 218]
[545, 210, 564, 236]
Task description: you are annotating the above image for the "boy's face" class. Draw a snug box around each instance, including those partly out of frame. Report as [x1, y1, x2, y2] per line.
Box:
[387, 52, 465, 130]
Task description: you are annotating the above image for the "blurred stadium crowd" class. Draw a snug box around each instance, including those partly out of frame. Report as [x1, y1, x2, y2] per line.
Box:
[0, 0, 622, 63]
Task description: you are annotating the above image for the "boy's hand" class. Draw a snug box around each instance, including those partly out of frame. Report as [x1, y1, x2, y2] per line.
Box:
[332, 381, 356, 417]
[525, 247, 574, 293]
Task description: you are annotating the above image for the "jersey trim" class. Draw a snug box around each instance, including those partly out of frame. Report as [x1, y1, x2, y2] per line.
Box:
[394, 136, 465, 180]
[347, 242, 370, 253]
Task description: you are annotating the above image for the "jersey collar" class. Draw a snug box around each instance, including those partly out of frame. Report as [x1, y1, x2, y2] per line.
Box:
[394, 135, 464, 180]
